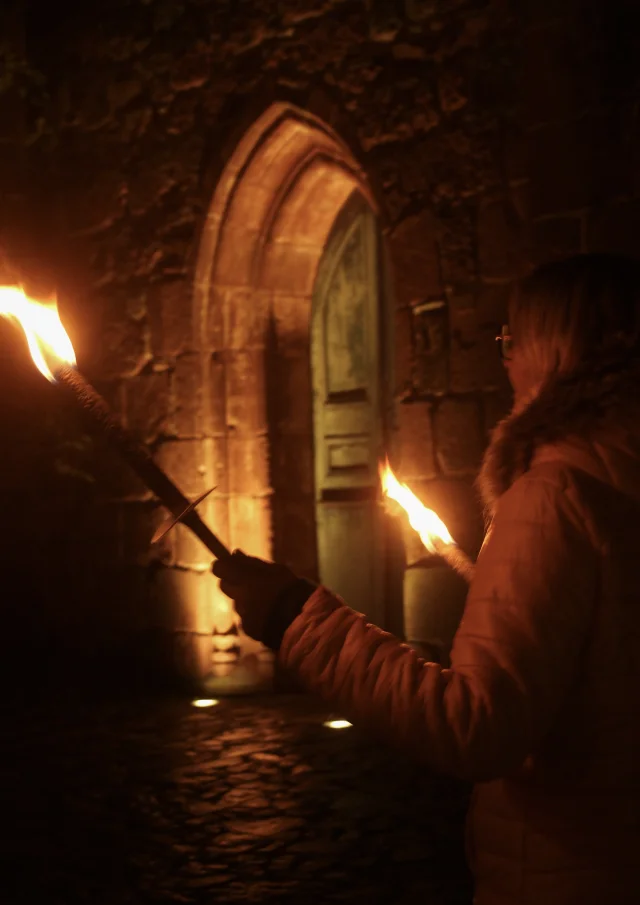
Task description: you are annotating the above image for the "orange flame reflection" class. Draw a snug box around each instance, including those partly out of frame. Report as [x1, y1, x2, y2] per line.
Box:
[380, 460, 453, 553]
[0, 286, 76, 382]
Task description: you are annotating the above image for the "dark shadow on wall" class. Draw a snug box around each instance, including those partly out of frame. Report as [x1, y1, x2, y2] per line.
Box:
[265, 311, 319, 584]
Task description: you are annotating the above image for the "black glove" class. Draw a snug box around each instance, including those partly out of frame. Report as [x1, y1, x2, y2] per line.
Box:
[212, 550, 316, 649]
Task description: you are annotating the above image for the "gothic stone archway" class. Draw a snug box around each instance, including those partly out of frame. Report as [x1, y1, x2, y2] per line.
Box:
[193, 103, 393, 662]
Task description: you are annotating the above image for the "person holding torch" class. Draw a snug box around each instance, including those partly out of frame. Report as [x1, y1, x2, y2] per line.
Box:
[213, 255, 640, 905]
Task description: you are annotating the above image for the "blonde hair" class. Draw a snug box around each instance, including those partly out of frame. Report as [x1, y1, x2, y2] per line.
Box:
[509, 254, 640, 388]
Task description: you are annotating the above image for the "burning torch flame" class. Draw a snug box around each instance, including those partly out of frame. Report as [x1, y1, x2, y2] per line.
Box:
[0, 286, 76, 382]
[380, 460, 453, 554]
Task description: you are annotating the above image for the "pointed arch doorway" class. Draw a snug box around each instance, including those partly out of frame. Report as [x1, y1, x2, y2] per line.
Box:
[194, 104, 399, 673]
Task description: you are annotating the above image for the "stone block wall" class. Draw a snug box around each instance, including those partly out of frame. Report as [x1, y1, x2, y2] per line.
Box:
[524, 2, 640, 264]
[0, 0, 637, 686]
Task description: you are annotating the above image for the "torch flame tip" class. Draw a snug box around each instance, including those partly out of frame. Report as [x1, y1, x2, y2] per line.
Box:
[0, 284, 77, 382]
[380, 459, 454, 553]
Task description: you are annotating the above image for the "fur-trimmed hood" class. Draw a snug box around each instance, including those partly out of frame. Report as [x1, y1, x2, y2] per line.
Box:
[478, 351, 640, 516]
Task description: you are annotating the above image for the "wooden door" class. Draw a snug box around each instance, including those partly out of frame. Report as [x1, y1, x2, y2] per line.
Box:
[311, 193, 387, 625]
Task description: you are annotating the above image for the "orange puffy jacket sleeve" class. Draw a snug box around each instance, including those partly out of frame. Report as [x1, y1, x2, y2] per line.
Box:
[279, 464, 598, 781]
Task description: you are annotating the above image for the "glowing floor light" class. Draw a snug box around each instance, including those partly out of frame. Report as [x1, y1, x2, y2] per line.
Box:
[323, 719, 352, 729]
[192, 698, 219, 708]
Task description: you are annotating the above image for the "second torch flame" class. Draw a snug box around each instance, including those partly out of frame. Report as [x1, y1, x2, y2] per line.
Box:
[379, 461, 453, 553]
[380, 460, 475, 583]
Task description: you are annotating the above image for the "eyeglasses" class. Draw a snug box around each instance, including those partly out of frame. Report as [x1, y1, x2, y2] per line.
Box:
[495, 325, 513, 361]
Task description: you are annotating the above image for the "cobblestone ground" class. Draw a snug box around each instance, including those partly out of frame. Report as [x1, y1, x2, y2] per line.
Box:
[3, 692, 472, 905]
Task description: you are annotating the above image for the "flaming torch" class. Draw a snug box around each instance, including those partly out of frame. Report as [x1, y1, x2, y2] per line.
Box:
[0, 286, 229, 560]
[380, 460, 475, 584]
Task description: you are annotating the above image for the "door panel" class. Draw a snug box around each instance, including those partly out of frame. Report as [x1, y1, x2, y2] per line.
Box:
[311, 193, 386, 624]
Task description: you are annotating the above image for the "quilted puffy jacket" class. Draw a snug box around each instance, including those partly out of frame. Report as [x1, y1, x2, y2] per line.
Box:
[278, 412, 640, 904]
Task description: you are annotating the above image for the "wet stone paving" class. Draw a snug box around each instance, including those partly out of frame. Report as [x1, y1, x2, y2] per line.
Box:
[3, 692, 472, 905]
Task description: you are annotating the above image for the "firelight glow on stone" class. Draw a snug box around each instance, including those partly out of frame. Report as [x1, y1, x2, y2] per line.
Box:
[323, 719, 352, 729]
[0, 286, 77, 382]
[192, 698, 219, 708]
[379, 460, 453, 553]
